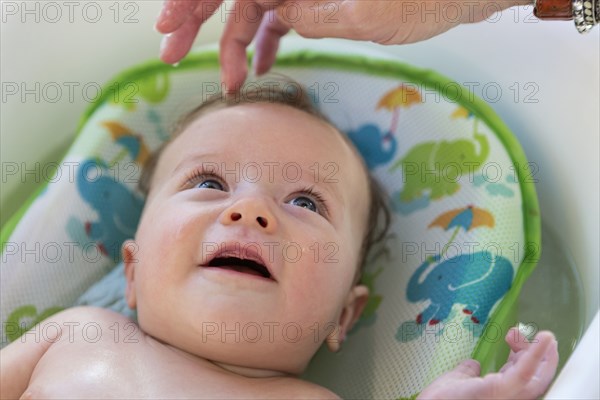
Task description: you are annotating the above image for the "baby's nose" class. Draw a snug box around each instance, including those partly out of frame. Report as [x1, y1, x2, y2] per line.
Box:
[219, 198, 277, 233]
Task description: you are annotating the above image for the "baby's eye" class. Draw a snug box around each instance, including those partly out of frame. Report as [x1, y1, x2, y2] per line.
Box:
[289, 196, 318, 213]
[184, 170, 228, 191]
[288, 187, 330, 217]
[195, 179, 225, 191]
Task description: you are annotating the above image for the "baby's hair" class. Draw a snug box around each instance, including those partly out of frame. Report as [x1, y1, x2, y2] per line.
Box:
[139, 78, 391, 285]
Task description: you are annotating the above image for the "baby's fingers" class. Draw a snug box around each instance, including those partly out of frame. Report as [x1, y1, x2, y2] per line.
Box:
[505, 326, 532, 353]
[504, 331, 558, 398]
[452, 359, 481, 378]
[529, 338, 559, 395]
[499, 327, 534, 373]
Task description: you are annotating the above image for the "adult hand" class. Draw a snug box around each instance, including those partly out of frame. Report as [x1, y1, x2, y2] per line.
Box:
[156, 0, 525, 91]
[416, 328, 559, 399]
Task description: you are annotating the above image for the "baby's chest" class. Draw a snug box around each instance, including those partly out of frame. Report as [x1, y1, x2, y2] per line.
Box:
[24, 339, 285, 399]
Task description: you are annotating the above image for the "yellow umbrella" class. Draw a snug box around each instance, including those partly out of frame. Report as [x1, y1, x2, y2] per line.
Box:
[377, 84, 422, 135]
[101, 121, 150, 166]
[429, 205, 495, 258]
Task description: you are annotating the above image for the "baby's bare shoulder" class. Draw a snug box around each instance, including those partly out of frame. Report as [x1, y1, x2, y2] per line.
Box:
[37, 306, 132, 328]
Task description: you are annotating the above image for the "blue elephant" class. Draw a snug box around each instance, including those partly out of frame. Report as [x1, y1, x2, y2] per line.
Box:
[406, 251, 513, 326]
[347, 124, 398, 169]
[77, 159, 144, 261]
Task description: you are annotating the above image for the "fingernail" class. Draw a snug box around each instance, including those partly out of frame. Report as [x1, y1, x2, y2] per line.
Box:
[160, 36, 168, 53]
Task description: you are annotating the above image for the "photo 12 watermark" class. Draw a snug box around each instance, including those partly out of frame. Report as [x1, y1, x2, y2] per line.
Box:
[397, 1, 540, 24]
[5, 318, 543, 346]
[1, 81, 140, 104]
[200, 80, 341, 104]
[398, 240, 541, 264]
[1, 1, 140, 24]
[395, 81, 540, 104]
[201, 240, 340, 266]
[1, 159, 343, 186]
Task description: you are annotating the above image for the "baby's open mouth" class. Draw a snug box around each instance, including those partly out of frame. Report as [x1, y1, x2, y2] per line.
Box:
[205, 256, 273, 280]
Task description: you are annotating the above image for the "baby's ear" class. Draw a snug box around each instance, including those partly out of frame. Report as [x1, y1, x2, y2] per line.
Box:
[326, 285, 369, 353]
[122, 240, 138, 309]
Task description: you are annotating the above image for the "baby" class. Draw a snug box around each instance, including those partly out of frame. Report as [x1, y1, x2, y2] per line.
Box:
[1, 84, 558, 399]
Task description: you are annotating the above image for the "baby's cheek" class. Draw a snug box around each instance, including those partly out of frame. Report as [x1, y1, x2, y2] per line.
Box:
[136, 217, 174, 262]
[293, 259, 355, 313]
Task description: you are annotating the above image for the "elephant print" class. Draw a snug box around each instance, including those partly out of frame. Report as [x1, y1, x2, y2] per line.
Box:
[76, 159, 144, 261]
[347, 124, 399, 169]
[406, 251, 513, 326]
[391, 130, 490, 202]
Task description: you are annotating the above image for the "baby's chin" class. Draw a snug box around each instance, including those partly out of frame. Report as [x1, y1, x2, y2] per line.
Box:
[136, 305, 325, 376]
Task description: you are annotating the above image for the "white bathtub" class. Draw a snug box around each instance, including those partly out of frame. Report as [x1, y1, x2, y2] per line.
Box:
[1, 2, 598, 397]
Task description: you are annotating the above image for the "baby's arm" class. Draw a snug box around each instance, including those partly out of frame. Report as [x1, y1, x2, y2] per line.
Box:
[0, 307, 85, 399]
[418, 328, 558, 400]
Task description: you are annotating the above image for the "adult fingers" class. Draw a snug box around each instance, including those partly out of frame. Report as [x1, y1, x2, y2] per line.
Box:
[219, 1, 265, 92]
[274, 0, 355, 39]
[159, 16, 203, 64]
[156, 0, 207, 33]
[252, 10, 291, 76]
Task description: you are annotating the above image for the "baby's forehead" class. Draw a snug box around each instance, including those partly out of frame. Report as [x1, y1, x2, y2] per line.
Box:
[167, 103, 362, 169]
[155, 102, 370, 206]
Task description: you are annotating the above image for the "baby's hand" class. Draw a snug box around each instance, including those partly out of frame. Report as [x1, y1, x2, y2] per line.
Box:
[418, 328, 558, 400]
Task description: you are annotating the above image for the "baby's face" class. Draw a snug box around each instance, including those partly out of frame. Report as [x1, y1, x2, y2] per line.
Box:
[124, 103, 370, 374]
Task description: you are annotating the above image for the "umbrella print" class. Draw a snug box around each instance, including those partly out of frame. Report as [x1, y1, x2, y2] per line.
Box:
[101, 121, 150, 166]
[376, 84, 422, 141]
[428, 205, 495, 257]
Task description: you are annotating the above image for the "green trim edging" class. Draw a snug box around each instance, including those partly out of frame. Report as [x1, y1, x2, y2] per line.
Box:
[0, 49, 541, 375]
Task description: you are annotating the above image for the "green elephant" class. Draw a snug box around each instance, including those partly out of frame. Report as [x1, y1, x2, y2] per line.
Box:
[391, 130, 489, 202]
